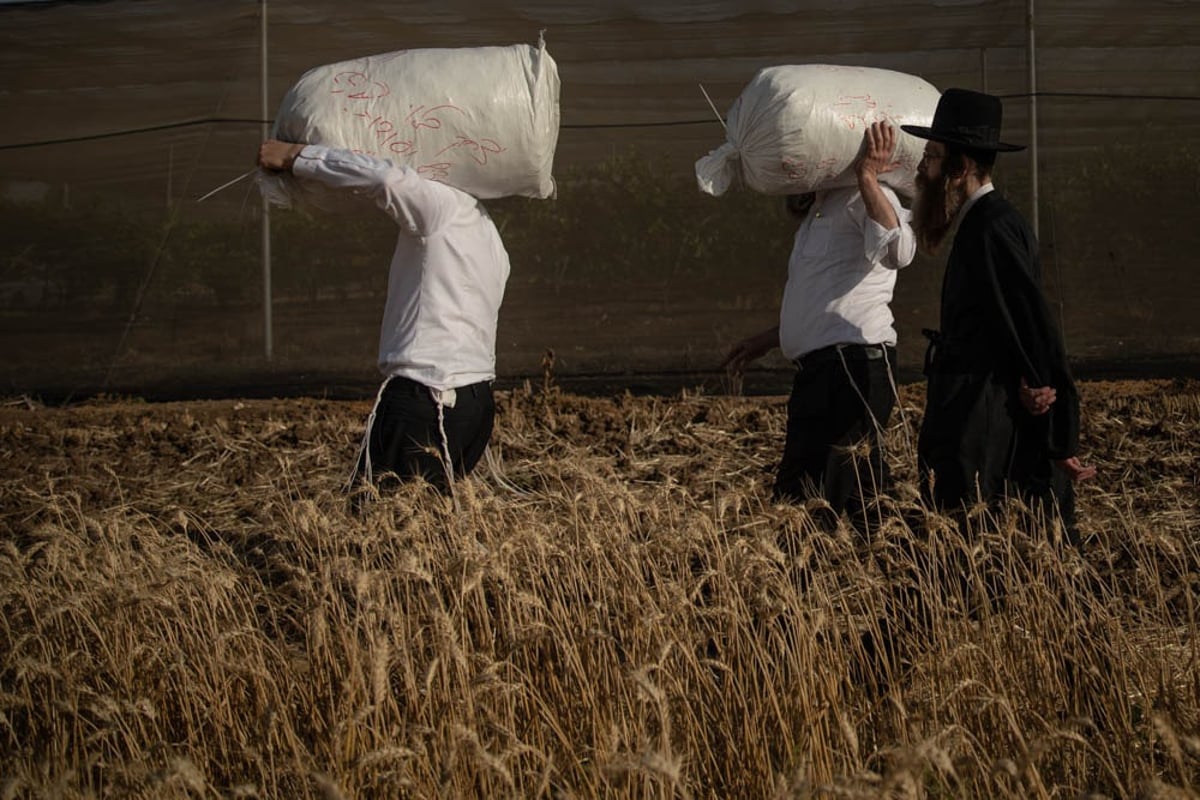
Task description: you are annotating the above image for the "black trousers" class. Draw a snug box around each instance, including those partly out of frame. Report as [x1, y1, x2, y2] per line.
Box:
[359, 376, 495, 492]
[774, 344, 897, 524]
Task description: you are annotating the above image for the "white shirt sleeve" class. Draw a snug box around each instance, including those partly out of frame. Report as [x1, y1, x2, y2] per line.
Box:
[852, 188, 916, 270]
[291, 145, 458, 237]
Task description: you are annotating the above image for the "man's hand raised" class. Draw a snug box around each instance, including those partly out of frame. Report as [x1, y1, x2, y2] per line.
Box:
[854, 121, 900, 180]
[258, 140, 305, 172]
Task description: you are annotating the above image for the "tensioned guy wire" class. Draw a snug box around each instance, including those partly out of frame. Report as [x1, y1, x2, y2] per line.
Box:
[4, 91, 1200, 149]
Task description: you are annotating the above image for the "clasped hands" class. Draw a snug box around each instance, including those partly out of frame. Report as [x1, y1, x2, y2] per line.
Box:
[1020, 377, 1097, 482]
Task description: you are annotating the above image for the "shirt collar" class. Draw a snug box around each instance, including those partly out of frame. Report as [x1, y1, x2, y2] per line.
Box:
[955, 182, 994, 226]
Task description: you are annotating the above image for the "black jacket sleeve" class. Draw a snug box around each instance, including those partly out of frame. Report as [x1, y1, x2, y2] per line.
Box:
[978, 207, 1080, 460]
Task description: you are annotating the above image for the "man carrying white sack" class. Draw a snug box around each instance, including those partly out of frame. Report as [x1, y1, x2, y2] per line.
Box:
[723, 121, 915, 529]
[258, 140, 509, 494]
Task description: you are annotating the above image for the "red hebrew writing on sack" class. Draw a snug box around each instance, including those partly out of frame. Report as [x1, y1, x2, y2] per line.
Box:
[329, 76, 502, 177]
[331, 71, 389, 101]
[833, 94, 878, 131]
[266, 42, 560, 204]
[695, 65, 939, 198]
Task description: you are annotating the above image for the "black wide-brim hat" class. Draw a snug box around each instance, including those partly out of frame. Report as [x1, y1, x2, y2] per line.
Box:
[901, 87, 1026, 152]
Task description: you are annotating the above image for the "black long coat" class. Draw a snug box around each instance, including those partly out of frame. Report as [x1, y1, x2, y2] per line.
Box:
[917, 189, 1080, 524]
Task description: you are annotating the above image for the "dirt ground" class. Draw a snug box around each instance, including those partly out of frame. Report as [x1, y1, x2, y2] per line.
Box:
[1, 377, 1189, 493]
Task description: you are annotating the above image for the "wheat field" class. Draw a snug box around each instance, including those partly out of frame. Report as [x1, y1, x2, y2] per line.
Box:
[1, 379, 1198, 798]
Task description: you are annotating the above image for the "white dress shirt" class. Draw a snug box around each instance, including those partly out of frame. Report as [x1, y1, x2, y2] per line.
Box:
[292, 146, 510, 391]
[778, 184, 916, 361]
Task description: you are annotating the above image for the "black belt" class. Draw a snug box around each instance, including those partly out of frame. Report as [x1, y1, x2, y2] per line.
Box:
[794, 342, 892, 371]
[385, 376, 491, 398]
[922, 329, 989, 375]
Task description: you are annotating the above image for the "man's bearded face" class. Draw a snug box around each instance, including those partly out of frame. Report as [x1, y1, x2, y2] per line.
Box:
[911, 145, 966, 254]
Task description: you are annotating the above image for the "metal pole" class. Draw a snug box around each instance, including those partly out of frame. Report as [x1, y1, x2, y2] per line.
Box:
[261, 0, 273, 360]
[1028, 0, 1039, 239]
[166, 143, 174, 212]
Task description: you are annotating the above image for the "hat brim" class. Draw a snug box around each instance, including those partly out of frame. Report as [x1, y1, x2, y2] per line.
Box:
[900, 124, 1026, 152]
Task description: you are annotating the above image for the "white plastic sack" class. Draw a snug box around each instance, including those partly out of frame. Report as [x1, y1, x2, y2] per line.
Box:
[696, 64, 940, 198]
[261, 38, 560, 206]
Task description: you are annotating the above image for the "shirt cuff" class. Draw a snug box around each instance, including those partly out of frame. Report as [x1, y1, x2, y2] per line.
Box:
[290, 144, 329, 178]
[863, 217, 900, 263]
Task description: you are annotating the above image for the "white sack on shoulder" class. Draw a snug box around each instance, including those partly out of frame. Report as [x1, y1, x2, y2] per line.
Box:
[696, 64, 940, 198]
[261, 38, 560, 206]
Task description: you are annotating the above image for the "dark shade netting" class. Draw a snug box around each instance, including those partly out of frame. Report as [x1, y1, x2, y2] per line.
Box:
[3, 0, 1199, 399]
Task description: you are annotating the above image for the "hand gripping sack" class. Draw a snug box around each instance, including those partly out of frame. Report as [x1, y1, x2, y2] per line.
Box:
[696, 65, 940, 199]
[261, 37, 560, 206]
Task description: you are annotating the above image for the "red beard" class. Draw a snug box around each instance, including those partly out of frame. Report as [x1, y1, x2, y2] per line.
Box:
[912, 172, 964, 255]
